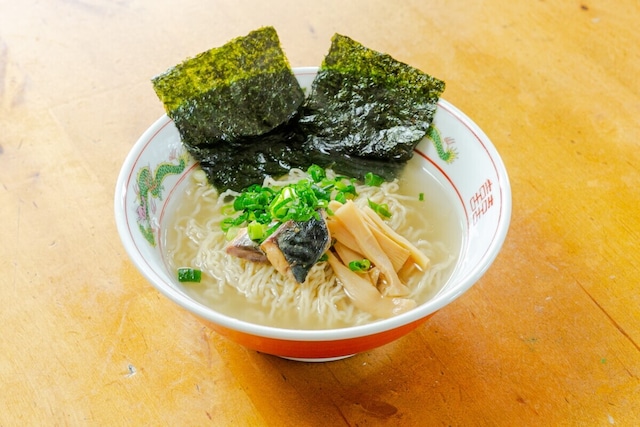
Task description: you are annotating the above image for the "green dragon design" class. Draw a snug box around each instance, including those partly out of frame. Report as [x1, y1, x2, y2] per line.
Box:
[427, 125, 458, 163]
[135, 149, 189, 246]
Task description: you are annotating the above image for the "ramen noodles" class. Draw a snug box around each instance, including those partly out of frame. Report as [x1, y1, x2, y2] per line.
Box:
[163, 165, 460, 329]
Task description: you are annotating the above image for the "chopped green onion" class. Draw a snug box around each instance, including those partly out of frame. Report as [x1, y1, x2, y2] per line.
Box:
[349, 259, 371, 272]
[225, 226, 240, 241]
[368, 199, 392, 219]
[334, 179, 357, 203]
[221, 204, 236, 215]
[419, 192, 425, 201]
[247, 221, 267, 241]
[178, 267, 202, 283]
[221, 168, 367, 243]
[364, 172, 385, 187]
[220, 217, 235, 232]
[342, 184, 357, 197]
[307, 164, 326, 183]
[317, 253, 329, 262]
[311, 183, 330, 201]
[334, 179, 355, 192]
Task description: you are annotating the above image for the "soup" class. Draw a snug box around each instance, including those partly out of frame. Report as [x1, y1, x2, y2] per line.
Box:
[162, 164, 461, 330]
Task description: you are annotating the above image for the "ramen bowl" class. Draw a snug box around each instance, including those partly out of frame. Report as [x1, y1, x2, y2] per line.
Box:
[114, 67, 511, 362]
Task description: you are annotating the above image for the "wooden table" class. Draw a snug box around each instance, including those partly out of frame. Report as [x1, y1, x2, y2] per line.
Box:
[1, 0, 639, 425]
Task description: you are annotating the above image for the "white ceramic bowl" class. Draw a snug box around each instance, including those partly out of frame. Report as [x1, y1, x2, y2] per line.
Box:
[115, 67, 511, 361]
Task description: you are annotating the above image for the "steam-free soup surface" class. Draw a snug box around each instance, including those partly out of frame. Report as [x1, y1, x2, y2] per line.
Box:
[163, 163, 462, 329]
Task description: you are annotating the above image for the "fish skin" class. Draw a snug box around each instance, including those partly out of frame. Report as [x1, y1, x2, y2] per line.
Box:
[225, 228, 268, 262]
[261, 214, 331, 283]
[279, 217, 331, 283]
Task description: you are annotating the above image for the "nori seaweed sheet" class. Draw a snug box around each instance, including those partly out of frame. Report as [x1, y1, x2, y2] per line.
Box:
[152, 26, 304, 145]
[191, 116, 310, 191]
[151, 29, 445, 191]
[300, 34, 445, 166]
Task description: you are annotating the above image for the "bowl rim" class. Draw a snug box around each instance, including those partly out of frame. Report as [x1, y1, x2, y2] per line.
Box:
[114, 67, 512, 342]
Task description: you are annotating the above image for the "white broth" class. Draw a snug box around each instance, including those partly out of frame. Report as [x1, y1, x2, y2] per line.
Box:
[162, 166, 462, 330]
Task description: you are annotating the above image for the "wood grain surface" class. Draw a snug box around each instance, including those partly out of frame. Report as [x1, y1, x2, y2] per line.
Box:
[1, 0, 638, 425]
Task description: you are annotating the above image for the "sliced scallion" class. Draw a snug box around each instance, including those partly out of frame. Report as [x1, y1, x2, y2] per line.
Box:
[348, 259, 371, 272]
[364, 172, 384, 187]
[178, 267, 202, 283]
[307, 164, 326, 183]
[368, 199, 392, 219]
[247, 221, 267, 241]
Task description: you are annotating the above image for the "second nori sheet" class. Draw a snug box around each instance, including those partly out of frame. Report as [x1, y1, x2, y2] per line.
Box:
[300, 34, 445, 163]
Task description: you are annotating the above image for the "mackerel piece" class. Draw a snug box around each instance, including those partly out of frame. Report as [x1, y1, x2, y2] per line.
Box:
[301, 34, 445, 166]
[260, 216, 331, 283]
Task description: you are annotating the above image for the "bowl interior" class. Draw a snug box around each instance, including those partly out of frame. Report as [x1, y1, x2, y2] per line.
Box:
[115, 67, 511, 340]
